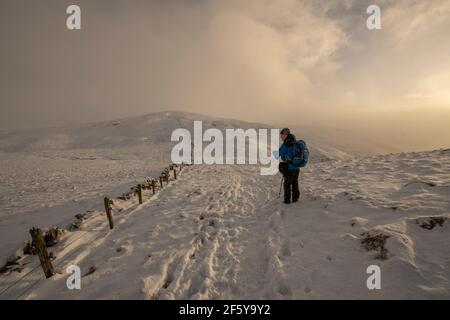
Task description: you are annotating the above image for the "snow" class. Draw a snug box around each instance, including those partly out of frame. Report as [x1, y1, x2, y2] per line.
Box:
[0, 112, 449, 299]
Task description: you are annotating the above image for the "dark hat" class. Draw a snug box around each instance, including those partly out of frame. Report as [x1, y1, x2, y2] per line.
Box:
[280, 128, 290, 135]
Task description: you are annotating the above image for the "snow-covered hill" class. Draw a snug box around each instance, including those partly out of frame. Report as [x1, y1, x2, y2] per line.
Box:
[0, 111, 349, 161]
[0, 112, 449, 299]
[0, 111, 348, 266]
[0, 111, 269, 152]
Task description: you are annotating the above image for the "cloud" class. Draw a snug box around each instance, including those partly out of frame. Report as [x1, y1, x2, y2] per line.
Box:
[142, 0, 349, 119]
[382, 0, 450, 47]
[0, 0, 347, 128]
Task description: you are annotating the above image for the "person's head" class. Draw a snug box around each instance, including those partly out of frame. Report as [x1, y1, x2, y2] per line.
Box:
[280, 128, 290, 141]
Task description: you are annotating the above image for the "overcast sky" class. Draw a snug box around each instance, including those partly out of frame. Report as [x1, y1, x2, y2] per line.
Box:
[1, 0, 449, 150]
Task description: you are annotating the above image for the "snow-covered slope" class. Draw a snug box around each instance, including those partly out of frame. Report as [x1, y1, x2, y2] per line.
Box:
[1, 112, 448, 299]
[0, 111, 270, 152]
[0, 111, 348, 267]
[1, 149, 449, 299]
[0, 111, 349, 161]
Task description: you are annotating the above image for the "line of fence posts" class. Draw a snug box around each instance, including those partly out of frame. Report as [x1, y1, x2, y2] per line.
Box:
[28, 163, 187, 279]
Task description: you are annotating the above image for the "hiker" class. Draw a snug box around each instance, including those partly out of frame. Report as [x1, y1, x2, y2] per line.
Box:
[278, 128, 309, 204]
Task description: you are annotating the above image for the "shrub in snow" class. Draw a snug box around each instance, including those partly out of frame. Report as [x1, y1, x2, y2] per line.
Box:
[416, 216, 447, 230]
[361, 232, 390, 260]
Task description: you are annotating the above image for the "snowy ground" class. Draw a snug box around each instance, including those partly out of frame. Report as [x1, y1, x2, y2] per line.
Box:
[0, 112, 449, 299]
[0, 145, 173, 264]
[0, 111, 343, 265]
[1, 152, 449, 299]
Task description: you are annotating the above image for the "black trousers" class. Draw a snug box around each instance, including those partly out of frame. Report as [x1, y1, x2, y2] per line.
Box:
[283, 169, 300, 203]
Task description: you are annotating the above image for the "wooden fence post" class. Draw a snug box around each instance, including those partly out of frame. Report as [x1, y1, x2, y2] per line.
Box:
[29, 228, 54, 278]
[163, 169, 170, 184]
[151, 180, 156, 195]
[138, 184, 143, 204]
[173, 168, 177, 180]
[104, 197, 114, 229]
[159, 176, 163, 188]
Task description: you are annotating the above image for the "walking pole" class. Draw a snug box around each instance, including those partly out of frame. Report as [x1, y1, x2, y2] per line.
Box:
[278, 176, 284, 198]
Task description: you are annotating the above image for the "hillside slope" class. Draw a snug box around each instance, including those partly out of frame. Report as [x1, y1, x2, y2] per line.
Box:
[0, 111, 349, 266]
[1, 148, 449, 299]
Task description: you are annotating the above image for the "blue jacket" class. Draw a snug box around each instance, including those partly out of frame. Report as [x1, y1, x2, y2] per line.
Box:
[279, 134, 299, 172]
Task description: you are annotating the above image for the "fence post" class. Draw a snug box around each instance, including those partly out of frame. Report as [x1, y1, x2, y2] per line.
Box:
[29, 228, 55, 278]
[151, 180, 156, 195]
[173, 168, 177, 180]
[159, 176, 163, 188]
[138, 184, 143, 204]
[164, 170, 170, 184]
[104, 197, 114, 229]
